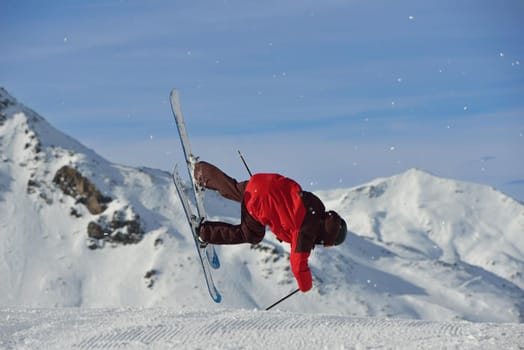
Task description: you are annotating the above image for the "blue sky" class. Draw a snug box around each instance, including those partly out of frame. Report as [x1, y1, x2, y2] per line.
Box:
[2, 0, 524, 200]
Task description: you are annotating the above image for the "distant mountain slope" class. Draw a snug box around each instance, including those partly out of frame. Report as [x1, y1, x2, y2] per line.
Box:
[316, 170, 524, 321]
[322, 168, 524, 289]
[1, 87, 523, 322]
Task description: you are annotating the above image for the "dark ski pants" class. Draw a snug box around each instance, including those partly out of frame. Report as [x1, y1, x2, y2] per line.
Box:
[194, 161, 265, 245]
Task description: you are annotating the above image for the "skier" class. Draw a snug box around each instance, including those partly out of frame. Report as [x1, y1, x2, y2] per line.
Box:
[193, 161, 347, 293]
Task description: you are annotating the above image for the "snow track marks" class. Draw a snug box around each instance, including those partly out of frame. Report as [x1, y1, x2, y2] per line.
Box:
[1, 308, 522, 350]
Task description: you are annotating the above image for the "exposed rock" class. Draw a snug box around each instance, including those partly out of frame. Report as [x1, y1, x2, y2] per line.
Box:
[51, 166, 145, 249]
[0, 90, 14, 126]
[250, 243, 288, 263]
[70, 207, 82, 218]
[144, 269, 159, 289]
[53, 166, 112, 214]
[27, 179, 39, 194]
[87, 221, 104, 239]
[86, 238, 100, 250]
[87, 209, 144, 249]
[39, 191, 53, 205]
[154, 237, 164, 248]
[250, 243, 293, 284]
[0, 93, 15, 110]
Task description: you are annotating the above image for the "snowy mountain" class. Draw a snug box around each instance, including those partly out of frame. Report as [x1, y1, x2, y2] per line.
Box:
[1, 87, 523, 323]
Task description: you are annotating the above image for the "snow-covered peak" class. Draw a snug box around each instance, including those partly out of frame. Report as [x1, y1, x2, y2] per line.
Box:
[322, 165, 523, 277]
[0, 87, 16, 108]
[1, 87, 102, 163]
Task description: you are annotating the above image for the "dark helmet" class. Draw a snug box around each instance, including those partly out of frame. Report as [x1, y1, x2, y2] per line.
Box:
[334, 218, 347, 246]
[323, 211, 347, 246]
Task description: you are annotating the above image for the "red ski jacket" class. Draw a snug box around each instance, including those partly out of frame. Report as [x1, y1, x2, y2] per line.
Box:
[244, 174, 312, 291]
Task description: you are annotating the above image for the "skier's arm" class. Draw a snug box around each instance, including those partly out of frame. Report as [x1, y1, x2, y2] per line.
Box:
[290, 250, 312, 292]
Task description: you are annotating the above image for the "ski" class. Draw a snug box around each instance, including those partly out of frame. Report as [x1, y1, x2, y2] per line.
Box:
[170, 88, 220, 269]
[172, 166, 222, 303]
[170, 88, 221, 303]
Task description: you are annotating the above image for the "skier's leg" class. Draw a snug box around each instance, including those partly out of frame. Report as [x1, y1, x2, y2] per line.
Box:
[199, 222, 248, 244]
[194, 161, 247, 202]
[199, 203, 265, 244]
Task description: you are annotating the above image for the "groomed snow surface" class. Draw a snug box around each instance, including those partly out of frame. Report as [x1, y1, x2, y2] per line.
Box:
[1, 308, 523, 350]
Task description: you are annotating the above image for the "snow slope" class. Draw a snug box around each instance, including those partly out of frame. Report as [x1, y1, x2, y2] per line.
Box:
[0, 87, 523, 324]
[1, 308, 523, 350]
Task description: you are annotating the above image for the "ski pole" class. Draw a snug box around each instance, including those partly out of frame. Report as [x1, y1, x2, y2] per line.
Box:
[237, 150, 253, 177]
[265, 288, 300, 311]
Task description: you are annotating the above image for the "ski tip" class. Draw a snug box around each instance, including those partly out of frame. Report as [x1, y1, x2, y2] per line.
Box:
[213, 291, 222, 303]
[170, 88, 179, 98]
[205, 247, 221, 269]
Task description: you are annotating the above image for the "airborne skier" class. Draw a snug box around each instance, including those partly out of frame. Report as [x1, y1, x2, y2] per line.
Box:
[193, 161, 348, 292]
[171, 88, 346, 299]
